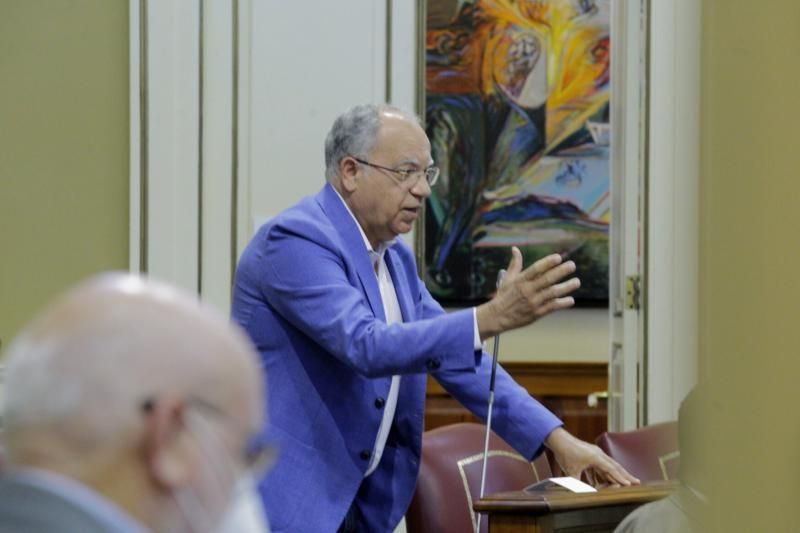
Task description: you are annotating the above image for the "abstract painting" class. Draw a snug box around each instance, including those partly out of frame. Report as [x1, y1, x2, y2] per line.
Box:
[423, 0, 611, 303]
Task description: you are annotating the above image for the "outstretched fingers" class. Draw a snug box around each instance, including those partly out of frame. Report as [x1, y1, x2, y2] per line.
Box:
[551, 277, 581, 298]
[523, 257, 577, 292]
[521, 253, 564, 281]
[535, 295, 577, 318]
[529, 274, 581, 317]
[492, 251, 582, 329]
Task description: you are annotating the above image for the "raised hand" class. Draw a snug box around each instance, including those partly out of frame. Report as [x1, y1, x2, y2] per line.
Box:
[476, 247, 581, 340]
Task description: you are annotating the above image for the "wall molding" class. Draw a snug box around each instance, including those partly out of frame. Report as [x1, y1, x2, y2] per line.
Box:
[645, 0, 699, 423]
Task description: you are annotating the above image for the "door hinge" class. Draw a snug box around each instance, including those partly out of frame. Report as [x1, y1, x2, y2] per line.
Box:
[625, 275, 641, 310]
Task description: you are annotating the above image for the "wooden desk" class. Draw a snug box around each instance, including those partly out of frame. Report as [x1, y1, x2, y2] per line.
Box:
[474, 481, 677, 533]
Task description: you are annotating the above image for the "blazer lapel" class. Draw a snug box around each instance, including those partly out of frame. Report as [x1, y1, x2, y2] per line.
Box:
[317, 184, 385, 321]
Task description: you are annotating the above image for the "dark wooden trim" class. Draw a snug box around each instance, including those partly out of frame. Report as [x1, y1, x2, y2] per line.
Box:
[425, 361, 609, 445]
[474, 482, 676, 533]
[427, 361, 608, 397]
[474, 481, 676, 513]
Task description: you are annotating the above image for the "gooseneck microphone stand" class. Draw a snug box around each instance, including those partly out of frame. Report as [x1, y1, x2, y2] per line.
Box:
[475, 269, 506, 533]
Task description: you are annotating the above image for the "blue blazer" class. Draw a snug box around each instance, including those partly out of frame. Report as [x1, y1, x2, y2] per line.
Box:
[232, 184, 561, 532]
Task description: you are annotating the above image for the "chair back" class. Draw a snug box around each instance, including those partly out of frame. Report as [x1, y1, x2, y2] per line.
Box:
[595, 421, 680, 482]
[406, 422, 552, 533]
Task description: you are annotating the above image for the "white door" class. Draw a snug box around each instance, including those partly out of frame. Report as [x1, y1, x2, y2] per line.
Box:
[608, 0, 648, 431]
[608, 0, 700, 431]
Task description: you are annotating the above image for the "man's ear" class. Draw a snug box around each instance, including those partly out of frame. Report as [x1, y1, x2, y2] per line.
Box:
[141, 397, 194, 489]
[339, 157, 360, 193]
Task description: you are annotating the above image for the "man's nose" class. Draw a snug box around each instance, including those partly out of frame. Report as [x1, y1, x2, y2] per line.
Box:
[410, 175, 432, 198]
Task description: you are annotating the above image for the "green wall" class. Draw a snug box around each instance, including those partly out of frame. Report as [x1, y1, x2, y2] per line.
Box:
[700, 0, 800, 529]
[0, 0, 129, 350]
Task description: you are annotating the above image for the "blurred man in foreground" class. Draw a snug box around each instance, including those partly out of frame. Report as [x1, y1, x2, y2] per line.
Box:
[0, 274, 271, 533]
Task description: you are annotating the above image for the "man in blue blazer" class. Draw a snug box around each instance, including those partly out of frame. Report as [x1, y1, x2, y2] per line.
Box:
[232, 104, 637, 532]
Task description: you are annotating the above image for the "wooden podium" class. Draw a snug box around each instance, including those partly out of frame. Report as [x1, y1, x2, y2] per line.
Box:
[474, 481, 677, 533]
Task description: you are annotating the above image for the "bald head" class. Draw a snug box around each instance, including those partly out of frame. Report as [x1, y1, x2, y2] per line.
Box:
[1, 273, 263, 468]
[0, 273, 266, 532]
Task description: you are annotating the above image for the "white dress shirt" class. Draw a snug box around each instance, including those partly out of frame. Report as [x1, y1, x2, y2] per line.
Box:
[332, 190, 482, 476]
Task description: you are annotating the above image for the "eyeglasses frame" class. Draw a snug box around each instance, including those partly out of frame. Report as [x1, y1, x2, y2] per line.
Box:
[352, 157, 440, 187]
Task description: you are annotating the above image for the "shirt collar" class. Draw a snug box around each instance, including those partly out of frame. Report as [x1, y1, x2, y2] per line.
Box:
[332, 187, 396, 261]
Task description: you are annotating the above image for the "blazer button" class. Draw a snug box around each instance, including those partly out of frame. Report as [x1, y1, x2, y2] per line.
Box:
[360, 450, 371, 461]
[375, 397, 386, 409]
[426, 359, 441, 370]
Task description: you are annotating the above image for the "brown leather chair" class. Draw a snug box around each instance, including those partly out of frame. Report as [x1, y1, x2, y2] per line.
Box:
[406, 423, 552, 533]
[595, 421, 680, 482]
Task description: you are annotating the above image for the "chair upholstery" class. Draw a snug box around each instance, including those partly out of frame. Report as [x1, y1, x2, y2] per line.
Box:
[595, 421, 680, 482]
[406, 422, 552, 533]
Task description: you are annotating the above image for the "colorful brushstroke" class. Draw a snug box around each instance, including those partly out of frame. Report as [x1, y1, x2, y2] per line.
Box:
[424, 0, 610, 302]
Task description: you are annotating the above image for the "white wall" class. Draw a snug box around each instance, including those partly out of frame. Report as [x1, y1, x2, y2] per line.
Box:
[131, 0, 608, 364]
[243, 0, 390, 233]
[497, 309, 608, 363]
[239, 0, 608, 363]
[137, 0, 201, 291]
[132, 1, 699, 380]
[126, 6, 702, 477]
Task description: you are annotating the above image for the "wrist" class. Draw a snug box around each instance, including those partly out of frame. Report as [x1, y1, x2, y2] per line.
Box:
[476, 301, 501, 341]
[544, 426, 569, 450]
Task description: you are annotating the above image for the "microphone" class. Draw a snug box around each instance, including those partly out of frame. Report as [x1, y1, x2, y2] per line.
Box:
[476, 268, 506, 533]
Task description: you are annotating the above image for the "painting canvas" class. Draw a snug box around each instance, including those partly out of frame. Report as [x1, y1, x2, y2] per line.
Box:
[423, 0, 611, 303]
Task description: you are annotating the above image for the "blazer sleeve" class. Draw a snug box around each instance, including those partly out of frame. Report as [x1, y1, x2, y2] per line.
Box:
[251, 221, 481, 378]
[418, 281, 563, 459]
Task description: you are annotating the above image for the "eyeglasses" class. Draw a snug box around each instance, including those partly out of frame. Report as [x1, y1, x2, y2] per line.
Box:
[353, 157, 440, 187]
[141, 396, 278, 477]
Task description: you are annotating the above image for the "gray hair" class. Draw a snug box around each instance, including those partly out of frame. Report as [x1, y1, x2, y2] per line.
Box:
[0, 274, 261, 466]
[2, 320, 147, 458]
[323, 103, 421, 182]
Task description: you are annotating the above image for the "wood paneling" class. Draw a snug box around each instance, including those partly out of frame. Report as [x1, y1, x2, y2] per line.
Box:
[425, 362, 608, 446]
